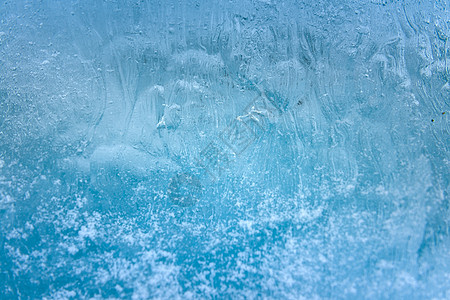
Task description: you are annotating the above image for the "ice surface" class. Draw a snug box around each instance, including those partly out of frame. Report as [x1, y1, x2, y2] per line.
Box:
[0, 0, 449, 299]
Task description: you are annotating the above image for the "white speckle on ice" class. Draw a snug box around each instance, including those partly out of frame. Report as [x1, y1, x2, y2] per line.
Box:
[25, 222, 34, 231]
[6, 228, 23, 239]
[318, 254, 327, 263]
[0, 194, 15, 207]
[76, 196, 87, 208]
[375, 185, 388, 195]
[132, 282, 149, 300]
[115, 285, 124, 293]
[297, 207, 323, 222]
[67, 244, 79, 255]
[48, 289, 76, 299]
[153, 84, 164, 93]
[396, 271, 418, 288]
[78, 224, 97, 240]
[239, 220, 255, 232]
[123, 234, 135, 245]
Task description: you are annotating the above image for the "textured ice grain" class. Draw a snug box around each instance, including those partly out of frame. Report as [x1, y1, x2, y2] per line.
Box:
[0, 0, 449, 299]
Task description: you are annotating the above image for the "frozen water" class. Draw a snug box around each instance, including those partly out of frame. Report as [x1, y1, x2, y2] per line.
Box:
[0, 0, 449, 299]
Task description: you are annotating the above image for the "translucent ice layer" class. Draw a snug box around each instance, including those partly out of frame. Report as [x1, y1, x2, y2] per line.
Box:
[0, 0, 449, 298]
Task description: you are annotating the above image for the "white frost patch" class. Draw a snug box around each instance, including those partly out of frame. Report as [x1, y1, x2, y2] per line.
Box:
[75, 196, 87, 208]
[123, 233, 135, 245]
[239, 220, 255, 233]
[375, 185, 389, 195]
[347, 184, 355, 191]
[78, 225, 96, 239]
[45, 289, 76, 300]
[0, 194, 15, 211]
[6, 228, 24, 240]
[78, 220, 98, 240]
[395, 271, 417, 289]
[132, 282, 150, 300]
[152, 84, 164, 93]
[297, 206, 324, 223]
[0, 158, 4, 168]
[67, 244, 79, 255]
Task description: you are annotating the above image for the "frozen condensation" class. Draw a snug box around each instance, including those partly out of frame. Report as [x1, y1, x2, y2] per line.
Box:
[0, 0, 449, 299]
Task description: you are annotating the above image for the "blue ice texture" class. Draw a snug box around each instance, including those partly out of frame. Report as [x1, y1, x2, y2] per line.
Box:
[0, 0, 449, 299]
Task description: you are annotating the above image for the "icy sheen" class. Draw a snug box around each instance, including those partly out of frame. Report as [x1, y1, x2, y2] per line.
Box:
[0, 0, 449, 299]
